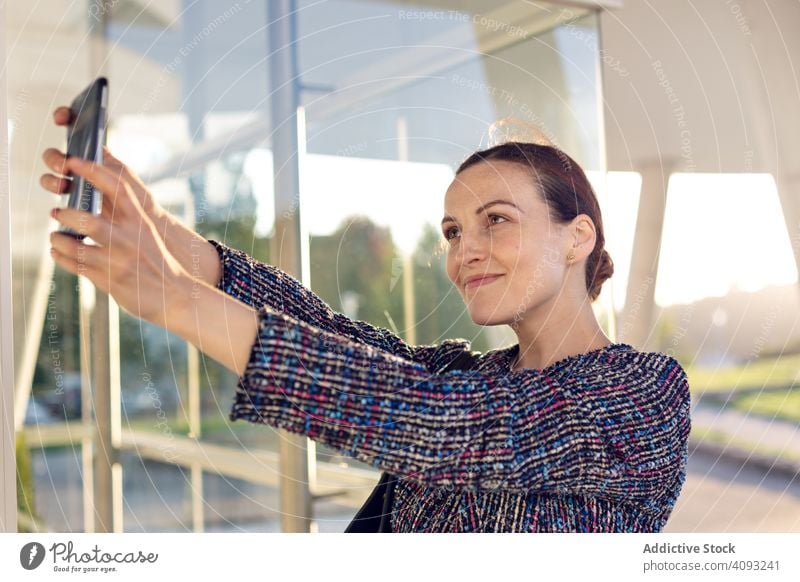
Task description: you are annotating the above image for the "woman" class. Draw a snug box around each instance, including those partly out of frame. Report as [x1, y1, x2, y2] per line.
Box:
[42, 106, 691, 532]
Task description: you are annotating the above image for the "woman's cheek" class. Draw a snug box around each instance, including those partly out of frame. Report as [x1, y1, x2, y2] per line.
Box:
[497, 227, 522, 251]
[445, 253, 458, 284]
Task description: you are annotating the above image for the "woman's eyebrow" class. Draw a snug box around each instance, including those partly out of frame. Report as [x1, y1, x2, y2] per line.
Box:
[441, 199, 523, 225]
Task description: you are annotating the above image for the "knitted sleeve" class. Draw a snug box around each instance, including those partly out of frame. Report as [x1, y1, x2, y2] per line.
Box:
[229, 305, 692, 501]
[205, 238, 462, 370]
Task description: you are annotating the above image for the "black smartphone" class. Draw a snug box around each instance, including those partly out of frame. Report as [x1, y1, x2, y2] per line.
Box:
[58, 77, 108, 240]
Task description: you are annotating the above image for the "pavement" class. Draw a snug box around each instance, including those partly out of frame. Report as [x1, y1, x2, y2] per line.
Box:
[661, 400, 800, 532]
[689, 400, 800, 478]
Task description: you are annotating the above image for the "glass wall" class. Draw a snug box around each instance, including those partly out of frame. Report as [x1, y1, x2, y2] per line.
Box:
[8, 0, 606, 532]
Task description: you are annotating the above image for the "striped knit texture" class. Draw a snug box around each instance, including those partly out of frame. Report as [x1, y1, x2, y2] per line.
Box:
[208, 239, 692, 532]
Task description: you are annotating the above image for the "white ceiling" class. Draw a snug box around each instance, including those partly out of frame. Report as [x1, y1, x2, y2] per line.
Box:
[600, 0, 800, 175]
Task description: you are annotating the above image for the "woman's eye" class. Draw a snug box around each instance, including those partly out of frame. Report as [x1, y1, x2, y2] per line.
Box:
[443, 215, 507, 242]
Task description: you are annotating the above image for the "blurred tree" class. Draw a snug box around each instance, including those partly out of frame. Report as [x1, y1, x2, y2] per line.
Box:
[309, 217, 490, 352]
[16, 431, 43, 532]
[411, 222, 491, 353]
[310, 215, 403, 334]
[32, 268, 79, 390]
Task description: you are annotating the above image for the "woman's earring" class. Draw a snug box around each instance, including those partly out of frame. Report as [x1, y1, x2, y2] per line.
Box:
[567, 251, 575, 263]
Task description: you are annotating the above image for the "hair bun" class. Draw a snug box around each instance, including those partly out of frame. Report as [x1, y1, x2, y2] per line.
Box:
[485, 116, 558, 149]
[588, 249, 615, 302]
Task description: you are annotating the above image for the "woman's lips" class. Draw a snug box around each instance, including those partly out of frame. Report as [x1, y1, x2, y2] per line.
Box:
[464, 274, 503, 289]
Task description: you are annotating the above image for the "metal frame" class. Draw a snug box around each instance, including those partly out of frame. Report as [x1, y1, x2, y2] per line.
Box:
[85, 0, 120, 534]
[182, 168, 205, 532]
[22, 423, 376, 511]
[594, 10, 618, 339]
[0, 0, 17, 534]
[267, 0, 313, 533]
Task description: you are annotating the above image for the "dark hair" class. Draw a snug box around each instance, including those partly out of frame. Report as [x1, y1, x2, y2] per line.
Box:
[455, 141, 613, 303]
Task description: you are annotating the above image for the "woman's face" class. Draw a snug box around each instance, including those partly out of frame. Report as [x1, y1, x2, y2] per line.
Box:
[442, 160, 571, 326]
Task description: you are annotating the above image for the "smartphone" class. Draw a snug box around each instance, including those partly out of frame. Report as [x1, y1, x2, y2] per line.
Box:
[58, 77, 108, 240]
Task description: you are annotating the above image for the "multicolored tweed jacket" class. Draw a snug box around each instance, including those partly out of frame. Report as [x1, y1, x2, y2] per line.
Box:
[207, 239, 692, 533]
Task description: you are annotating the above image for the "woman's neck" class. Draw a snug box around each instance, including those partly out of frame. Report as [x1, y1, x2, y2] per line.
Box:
[509, 303, 612, 372]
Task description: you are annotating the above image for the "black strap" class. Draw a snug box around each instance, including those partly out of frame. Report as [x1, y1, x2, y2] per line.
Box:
[344, 349, 479, 533]
[344, 472, 393, 533]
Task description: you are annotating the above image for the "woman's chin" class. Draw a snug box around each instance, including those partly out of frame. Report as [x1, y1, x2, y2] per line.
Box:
[467, 309, 510, 327]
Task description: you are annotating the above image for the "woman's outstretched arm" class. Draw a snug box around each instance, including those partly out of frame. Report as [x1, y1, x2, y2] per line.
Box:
[201, 239, 450, 365]
[150, 216, 441, 367]
[169, 274, 261, 377]
[177, 297, 691, 502]
[155, 212, 223, 288]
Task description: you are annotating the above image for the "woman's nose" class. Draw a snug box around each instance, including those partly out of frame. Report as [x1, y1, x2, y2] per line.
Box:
[458, 229, 490, 263]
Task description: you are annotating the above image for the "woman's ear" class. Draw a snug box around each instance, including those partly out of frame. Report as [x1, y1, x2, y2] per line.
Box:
[570, 215, 597, 260]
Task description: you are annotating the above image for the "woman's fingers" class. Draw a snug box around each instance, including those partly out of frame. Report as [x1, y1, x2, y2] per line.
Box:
[42, 147, 70, 176]
[39, 173, 71, 194]
[100, 147, 140, 188]
[101, 146, 147, 191]
[50, 246, 87, 278]
[64, 156, 142, 214]
[49, 233, 112, 299]
[51, 207, 112, 246]
[43, 110, 74, 196]
[98, 147, 163, 219]
[53, 106, 72, 126]
[49, 230, 103, 272]
[41, 147, 149, 223]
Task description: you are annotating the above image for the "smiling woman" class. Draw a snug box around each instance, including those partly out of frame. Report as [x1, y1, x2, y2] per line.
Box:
[41, 110, 691, 531]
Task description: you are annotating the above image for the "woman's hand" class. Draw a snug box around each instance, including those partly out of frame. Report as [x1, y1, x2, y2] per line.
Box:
[46, 153, 259, 376]
[41, 106, 257, 375]
[42, 105, 223, 293]
[46, 150, 192, 330]
[41, 106, 168, 224]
